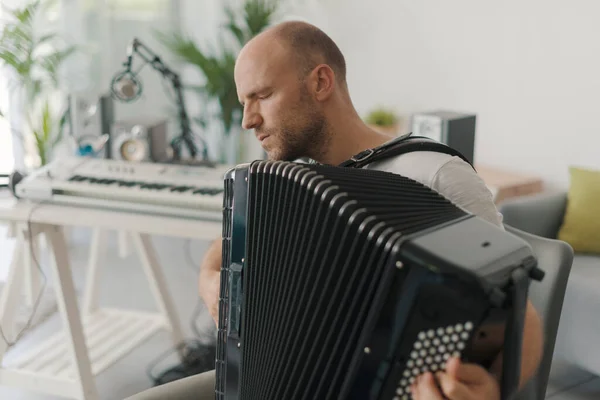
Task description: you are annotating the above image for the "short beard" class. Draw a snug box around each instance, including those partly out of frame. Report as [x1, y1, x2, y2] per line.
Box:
[274, 113, 329, 162]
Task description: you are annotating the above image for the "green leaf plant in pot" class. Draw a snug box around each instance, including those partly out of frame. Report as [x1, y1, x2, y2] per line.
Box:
[156, 0, 280, 164]
[27, 98, 67, 166]
[0, 0, 76, 168]
[365, 106, 401, 136]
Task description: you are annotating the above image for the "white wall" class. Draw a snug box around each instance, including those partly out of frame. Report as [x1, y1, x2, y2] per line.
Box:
[326, 0, 600, 190]
[181, 0, 600, 189]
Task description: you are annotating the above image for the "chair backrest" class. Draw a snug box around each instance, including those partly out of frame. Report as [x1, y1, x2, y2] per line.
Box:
[506, 225, 574, 400]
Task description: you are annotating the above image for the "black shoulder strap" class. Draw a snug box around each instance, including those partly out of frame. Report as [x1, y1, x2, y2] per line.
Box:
[338, 132, 475, 171]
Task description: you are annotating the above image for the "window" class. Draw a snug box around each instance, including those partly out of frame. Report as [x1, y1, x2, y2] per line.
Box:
[0, 90, 12, 175]
[0, 4, 14, 175]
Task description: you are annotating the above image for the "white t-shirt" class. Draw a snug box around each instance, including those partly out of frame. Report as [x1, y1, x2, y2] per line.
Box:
[363, 151, 504, 228]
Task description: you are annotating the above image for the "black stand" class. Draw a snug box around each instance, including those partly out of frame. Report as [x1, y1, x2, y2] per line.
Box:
[112, 38, 211, 164]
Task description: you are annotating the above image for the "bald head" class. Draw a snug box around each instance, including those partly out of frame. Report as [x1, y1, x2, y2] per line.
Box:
[242, 21, 347, 84]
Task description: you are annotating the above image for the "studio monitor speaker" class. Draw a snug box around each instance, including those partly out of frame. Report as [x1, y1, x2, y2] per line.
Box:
[411, 110, 477, 165]
[110, 120, 169, 163]
[99, 95, 115, 158]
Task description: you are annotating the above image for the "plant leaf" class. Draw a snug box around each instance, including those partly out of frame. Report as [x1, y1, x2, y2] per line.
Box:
[155, 0, 279, 137]
[224, 6, 246, 47]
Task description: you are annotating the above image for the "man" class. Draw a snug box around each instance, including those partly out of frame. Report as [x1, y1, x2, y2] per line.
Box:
[199, 21, 543, 400]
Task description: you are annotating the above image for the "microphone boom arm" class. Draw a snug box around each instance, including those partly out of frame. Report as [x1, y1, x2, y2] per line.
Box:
[118, 38, 207, 161]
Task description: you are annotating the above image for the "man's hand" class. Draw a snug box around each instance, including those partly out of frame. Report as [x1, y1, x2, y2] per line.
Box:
[198, 238, 223, 325]
[410, 357, 500, 400]
[199, 269, 221, 324]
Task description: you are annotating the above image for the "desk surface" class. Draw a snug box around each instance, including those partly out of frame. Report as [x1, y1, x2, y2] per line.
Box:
[0, 195, 222, 240]
[476, 165, 542, 188]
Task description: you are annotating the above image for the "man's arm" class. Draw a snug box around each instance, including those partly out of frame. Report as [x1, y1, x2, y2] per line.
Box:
[199, 238, 223, 324]
[490, 300, 544, 388]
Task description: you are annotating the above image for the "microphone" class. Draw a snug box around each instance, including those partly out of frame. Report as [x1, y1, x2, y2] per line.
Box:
[111, 70, 142, 102]
[111, 38, 142, 102]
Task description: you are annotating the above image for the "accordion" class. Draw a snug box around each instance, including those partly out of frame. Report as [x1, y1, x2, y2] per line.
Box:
[215, 160, 542, 400]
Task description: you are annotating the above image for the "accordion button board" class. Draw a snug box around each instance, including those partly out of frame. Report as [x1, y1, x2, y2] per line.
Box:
[216, 160, 541, 400]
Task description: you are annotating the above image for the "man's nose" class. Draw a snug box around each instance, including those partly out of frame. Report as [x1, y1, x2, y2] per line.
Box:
[242, 109, 263, 131]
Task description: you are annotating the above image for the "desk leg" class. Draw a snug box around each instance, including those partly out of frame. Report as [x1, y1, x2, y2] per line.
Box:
[118, 231, 129, 258]
[44, 224, 98, 400]
[131, 233, 185, 359]
[82, 229, 107, 315]
[0, 231, 25, 360]
[22, 224, 41, 308]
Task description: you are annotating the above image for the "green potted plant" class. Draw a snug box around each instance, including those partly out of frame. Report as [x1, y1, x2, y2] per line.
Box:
[0, 0, 76, 168]
[364, 106, 401, 135]
[156, 0, 279, 163]
[27, 98, 64, 166]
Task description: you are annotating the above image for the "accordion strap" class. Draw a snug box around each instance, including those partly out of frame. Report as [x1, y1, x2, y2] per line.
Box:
[338, 132, 476, 171]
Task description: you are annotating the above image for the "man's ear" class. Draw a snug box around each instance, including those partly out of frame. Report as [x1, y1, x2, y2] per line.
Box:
[310, 64, 336, 101]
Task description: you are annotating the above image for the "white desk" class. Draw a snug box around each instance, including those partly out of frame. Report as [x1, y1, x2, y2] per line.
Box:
[0, 197, 222, 399]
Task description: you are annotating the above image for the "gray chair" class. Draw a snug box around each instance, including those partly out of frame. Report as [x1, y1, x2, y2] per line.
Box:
[505, 224, 573, 400]
[125, 211, 574, 400]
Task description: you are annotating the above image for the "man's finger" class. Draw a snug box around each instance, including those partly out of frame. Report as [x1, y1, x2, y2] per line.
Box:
[412, 372, 445, 400]
[445, 356, 490, 385]
[436, 371, 472, 400]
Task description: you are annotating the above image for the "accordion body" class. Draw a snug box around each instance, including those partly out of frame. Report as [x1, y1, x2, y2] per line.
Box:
[215, 160, 538, 400]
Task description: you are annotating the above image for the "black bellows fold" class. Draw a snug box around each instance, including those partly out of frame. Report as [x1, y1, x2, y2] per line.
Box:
[216, 160, 536, 400]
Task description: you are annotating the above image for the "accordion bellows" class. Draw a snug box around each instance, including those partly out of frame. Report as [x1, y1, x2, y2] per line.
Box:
[216, 161, 536, 400]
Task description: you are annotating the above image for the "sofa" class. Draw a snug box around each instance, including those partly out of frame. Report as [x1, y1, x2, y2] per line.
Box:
[499, 191, 600, 376]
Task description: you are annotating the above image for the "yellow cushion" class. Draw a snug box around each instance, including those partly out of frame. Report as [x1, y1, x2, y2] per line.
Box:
[558, 166, 600, 254]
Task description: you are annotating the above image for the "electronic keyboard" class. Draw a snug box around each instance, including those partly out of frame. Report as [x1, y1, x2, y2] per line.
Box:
[14, 157, 232, 220]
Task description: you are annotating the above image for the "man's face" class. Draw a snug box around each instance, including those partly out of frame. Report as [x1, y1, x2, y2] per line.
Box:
[234, 42, 326, 161]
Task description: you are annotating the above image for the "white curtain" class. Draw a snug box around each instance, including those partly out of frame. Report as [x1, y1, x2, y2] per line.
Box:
[0, 0, 26, 171]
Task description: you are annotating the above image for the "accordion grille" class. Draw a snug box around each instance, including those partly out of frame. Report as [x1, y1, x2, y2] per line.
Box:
[236, 161, 467, 399]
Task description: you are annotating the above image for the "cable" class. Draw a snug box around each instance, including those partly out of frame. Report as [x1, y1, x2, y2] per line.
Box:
[0, 201, 49, 348]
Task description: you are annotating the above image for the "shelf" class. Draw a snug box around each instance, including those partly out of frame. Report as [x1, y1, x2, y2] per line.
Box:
[0, 308, 166, 398]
